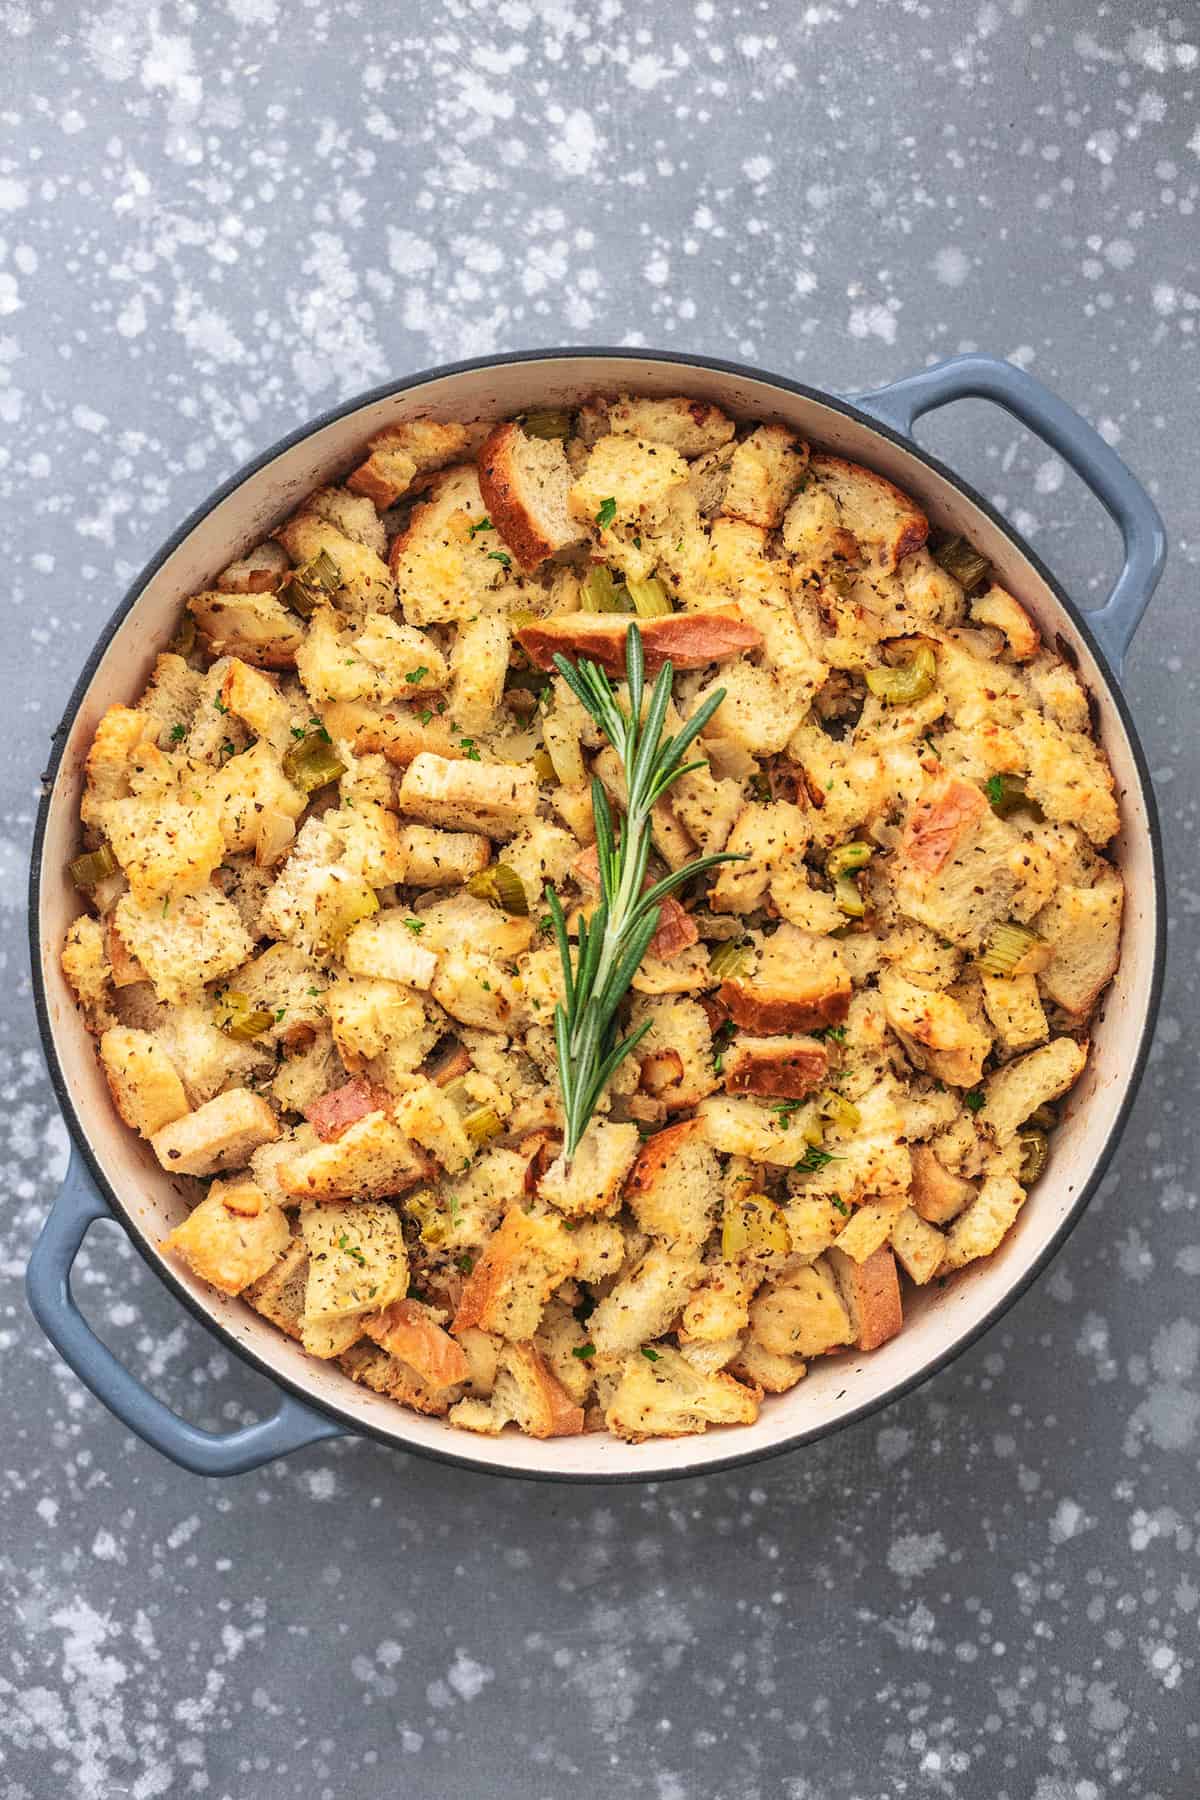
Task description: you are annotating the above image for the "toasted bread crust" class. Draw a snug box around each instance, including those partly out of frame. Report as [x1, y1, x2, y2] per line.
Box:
[719, 978, 850, 1036]
[829, 1244, 904, 1351]
[516, 610, 763, 677]
[722, 1033, 829, 1099]
[477, 422, 572, 569]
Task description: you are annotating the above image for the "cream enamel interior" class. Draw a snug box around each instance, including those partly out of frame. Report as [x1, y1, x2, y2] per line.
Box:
[35, 355, 1161, 1478]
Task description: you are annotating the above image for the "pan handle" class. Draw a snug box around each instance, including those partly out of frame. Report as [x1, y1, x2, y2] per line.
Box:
[26, 1151, 345, 1476]
[850, 353, 1166, 675]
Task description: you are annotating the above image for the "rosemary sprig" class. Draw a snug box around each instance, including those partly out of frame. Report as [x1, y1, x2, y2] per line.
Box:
[547, 624, 740, 1161]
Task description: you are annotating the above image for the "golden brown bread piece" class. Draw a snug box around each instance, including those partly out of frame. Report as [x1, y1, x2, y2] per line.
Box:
[515, 610, 763, 677]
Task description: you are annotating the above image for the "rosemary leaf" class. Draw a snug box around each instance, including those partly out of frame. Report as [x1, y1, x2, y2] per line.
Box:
[547, 623, 744, 1160]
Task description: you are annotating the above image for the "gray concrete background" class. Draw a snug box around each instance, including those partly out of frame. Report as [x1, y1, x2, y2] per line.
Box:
[2, 4, 1198, 1796]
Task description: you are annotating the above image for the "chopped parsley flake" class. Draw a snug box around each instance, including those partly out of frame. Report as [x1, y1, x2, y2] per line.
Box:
[405, 667, 429, 685]
[213, 697, 228, 714]
[169, 723, 186, 743]
[487, 550, 512, 569]
[830, 1196, 850, 1217]
[964, 1089, 986, 1112]
[641, 1347, 661, 1362]
[595, 496, 617, 528]
[985, 774, 1004, 806]
[794, 1146, 838, 1173]
[403, 917, 426, 936]
[572, 1344, 597, 1360]
[337, 1235, 366, 1266]
[467, 515, 494, 538]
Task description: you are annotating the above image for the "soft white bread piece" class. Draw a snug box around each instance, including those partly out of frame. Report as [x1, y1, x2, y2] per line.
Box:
[279, 1110, 428, 1202]
[392, 1078, 474, 1173]
[980, 972, 1048, 1051]
[452, 1206, 577, 1340]
[81, 705, 155, 829]
[749, 1257, 854, 1357]
[447, 612, 511, 738]
[397, 752, 537, 838]
[187, 591, 306, 669]
[416, 890, 534, 960]
[103, 794, 225, 906]
[151, 1088, 280, 1178]
[729, 1338, 807, 1395]
[604, 1345, 758, 1442]
[534, 1298, 595, 1406]
[347, 417, 470, 511]
[478, 422, 588, 569]
[363, 1299, 470, 1390]
[828, 1243, 904, 1350]
[607, 395, 735, 458]
[300, 1198, 408, 1321]
[136, 653, 203, 747]
[161, 1181, 290, 1296]
[889, 1207, 946, 1286]
[568, 433, 689, 529]
[216, 540, 291, 594]
[61, 916, 117, 1034]
[807, 454, 929, 571]
[449, 1342, 584, 1439]
[217, 658, 297, 755]
[623, 1118, 721, 1247]
[1033, 863, 1123, 1020]
[697, 1093, 820, 1166]
[538, 1121, 641, 1219]
[979, 1036, 1087, 1145]
[939, 1168, 1025, 1273]
[588, 1245, 702, 1358]
[430, 948, 520, 1032]
[718, 926, 851, 1036]
[879, 967, 991, 1088]
[1020, 710, 1119, 845]
[115, 888, 253, 1007]
[326, 975, 439, 1078]
[206, 742, 306, 859]
[781, 478, 861, 579]
[831, 1200, 904, 1265]
[678, 1265, 754, 1344]
[154, 1001, 271, 1107]
[242, 1236, 309, 1339]
[708, 800, 810, 914]
[893, 774, 1016, 950]
[720, 424, 809, 528]
[341, 911, 439, 990]
[340, 1340, 459, 1416]
[388, 823, 491, 888]
[909, 1142, 977, 1225]
[275, 512, 394, 616]
[388, 465, 517, 625]
[306, 485, 388, 559]
[296, 606, 447, 706]
[970, 585, 1041, 660]
[99, 1026, 189, 1139]
[631, 997, 719, 1113]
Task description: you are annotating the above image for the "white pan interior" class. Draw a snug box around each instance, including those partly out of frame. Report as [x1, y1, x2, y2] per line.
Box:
[35, 355, 1161, 1478]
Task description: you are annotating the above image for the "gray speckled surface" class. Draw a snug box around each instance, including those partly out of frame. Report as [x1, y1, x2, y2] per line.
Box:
[3, 4, 1198, 1796]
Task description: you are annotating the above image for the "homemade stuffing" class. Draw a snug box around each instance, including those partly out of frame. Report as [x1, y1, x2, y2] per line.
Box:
[60, 394, 1123, 1444]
